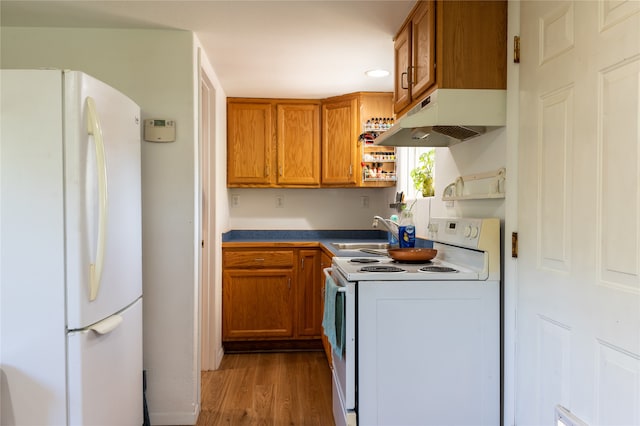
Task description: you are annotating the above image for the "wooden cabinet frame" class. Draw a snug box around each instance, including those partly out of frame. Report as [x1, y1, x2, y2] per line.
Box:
[222, 246, 328, 351]
[322, 92, 396, 188]
[228, 92, 395, 188]
[394, 0, 436, 113]
[393, 0, 507, 116]
[227, 98, 321, 188]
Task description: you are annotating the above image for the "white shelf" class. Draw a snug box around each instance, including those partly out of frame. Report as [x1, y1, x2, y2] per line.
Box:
[363, 177, 397, 182]
[442, 192, 505, 201]
[362, 158, 395, 163]
[442, 168, 506, 201]
[363, 125, 391, 132]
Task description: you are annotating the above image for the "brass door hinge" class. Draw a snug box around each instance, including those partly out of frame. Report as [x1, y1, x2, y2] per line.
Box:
[514, 36, 520, 63]
[511, 232, 518, 258]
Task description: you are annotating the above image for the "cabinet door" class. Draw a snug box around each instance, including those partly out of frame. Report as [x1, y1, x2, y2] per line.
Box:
[438, 1, 507, 90]
[276, 103, 320, 186]
[297, 249, 322, 337]
[222, 269, 294, 339]
[411, 0, 436, 99]
[322, 98, 358, 185]
[393, 23, 412, 113]
[227, 101, 273, 186]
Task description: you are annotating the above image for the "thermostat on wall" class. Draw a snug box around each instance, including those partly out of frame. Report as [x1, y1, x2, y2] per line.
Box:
[144, 119, 176, 142]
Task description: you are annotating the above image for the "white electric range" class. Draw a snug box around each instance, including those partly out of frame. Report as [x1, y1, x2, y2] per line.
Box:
[332, 254, 479, 281]
[325, 217, 501, 426]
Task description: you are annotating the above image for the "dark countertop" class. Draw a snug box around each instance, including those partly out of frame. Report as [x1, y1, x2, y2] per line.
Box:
[222, 229, 432, 257]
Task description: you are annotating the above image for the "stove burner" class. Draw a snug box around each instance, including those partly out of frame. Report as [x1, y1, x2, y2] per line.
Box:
[418, 266, 458, 273]
[360, 265, 406, 273]
[349, 258, 381, 264]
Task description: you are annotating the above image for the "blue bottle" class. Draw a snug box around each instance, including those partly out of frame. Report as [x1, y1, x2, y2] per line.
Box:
[398, 210, 415, 248]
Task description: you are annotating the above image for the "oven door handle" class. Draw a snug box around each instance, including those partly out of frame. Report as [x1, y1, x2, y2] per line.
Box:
[323, 267, 347, 292]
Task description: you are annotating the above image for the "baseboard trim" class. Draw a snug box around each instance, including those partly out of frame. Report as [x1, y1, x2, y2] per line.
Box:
[150, 404, 200, 426]
[223, 339, 323, 353]
[216, 346, 224, 369]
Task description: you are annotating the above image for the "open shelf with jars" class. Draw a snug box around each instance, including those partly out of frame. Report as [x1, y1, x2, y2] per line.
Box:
[361, 145, 396, 182]
[359, 119, 397, 186]
[364, 117, 395, 132]
[355, 94, 396, 187]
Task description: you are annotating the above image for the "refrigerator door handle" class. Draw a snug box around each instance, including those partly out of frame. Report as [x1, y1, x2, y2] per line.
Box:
[86, 96, 108, 302]
[89, 314, 123, 335]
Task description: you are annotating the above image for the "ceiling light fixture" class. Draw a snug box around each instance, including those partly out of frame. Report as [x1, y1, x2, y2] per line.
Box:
[365, 69, 390, 78]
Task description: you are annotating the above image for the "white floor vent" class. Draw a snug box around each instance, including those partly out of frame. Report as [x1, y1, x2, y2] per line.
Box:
[556, 405, 588, 426]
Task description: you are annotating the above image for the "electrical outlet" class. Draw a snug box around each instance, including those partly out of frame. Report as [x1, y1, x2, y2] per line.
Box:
[231, 194, 240, 207]
[360, 196, 369, 208]
[275, 195, 284, 208]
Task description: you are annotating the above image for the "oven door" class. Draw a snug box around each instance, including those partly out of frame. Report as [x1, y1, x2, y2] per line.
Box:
[357, 279, 500, 425]
[324, 267, 356, 426]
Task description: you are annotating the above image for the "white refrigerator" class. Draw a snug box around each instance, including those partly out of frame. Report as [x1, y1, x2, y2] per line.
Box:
[1, 69, 143, 425]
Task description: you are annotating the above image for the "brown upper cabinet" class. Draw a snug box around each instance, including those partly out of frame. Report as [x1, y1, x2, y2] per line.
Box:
[322, 92, 395, 187]
[394, 0, 436, 113]
[393, 0, 507, 116]
[228, 93, 395, 188]
[227, 98, 321, 187]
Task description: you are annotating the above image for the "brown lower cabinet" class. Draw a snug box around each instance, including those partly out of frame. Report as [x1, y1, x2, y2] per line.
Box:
[297, 249, 323, 337]
[222, 246, 329, 352]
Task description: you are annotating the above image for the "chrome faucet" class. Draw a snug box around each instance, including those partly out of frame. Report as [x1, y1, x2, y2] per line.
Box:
[372, 215, 399, 235]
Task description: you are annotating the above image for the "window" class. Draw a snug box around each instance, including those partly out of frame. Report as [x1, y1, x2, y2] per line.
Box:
[396, 146, 434, 200]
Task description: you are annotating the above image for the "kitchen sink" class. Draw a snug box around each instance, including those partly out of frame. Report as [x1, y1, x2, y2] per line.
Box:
[330, 242, 390, 250]
[359, 248, 389, 256]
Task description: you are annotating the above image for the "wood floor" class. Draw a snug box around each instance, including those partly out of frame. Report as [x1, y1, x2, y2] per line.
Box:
[197, 351, 335, 426]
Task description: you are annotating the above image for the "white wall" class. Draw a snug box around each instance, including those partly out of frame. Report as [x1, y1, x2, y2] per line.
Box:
[227, 187, 396, 230]
[1, 27, 201, 425]
[431, 131, 507, 220]
[403, 130, 507, 241]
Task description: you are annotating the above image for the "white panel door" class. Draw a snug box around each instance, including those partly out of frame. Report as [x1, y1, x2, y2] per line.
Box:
[64, 71, 142, 329]
[67, 297, 143, 426]
[518, 1, 640, 424]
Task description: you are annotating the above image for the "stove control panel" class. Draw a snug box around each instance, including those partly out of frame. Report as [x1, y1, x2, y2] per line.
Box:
[427, 217, 499, 251]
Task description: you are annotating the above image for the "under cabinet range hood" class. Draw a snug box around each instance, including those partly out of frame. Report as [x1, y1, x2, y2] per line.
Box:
[374, 89, 506, 147]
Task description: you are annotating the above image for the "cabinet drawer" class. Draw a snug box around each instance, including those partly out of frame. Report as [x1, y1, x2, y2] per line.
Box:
[223, 250, 294, 268]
